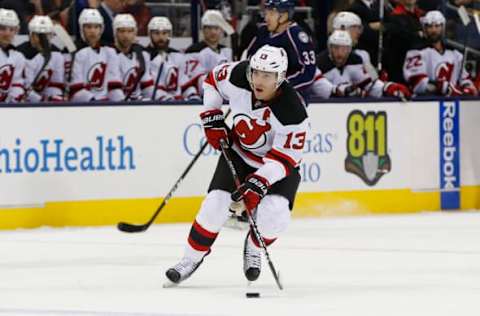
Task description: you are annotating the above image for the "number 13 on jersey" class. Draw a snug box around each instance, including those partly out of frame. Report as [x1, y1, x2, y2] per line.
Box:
[284, 131, 306, 150]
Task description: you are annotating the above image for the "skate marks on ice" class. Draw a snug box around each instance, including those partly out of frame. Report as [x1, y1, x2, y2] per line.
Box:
[1, 213, 480, 315]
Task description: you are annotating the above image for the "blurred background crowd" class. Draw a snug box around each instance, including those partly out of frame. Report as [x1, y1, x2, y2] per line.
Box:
[0, 0, 479, 103]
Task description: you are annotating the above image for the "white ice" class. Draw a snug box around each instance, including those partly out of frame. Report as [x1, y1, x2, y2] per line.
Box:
[1, 212, 480, 316]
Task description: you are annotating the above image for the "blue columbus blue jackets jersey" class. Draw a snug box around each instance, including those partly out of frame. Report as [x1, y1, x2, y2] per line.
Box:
[246, 23, 316, 94]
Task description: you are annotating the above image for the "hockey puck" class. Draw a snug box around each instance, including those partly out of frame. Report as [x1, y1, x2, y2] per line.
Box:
[246, 292, 260, 298]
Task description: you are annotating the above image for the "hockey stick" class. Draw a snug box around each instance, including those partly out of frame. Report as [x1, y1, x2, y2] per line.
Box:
[52, 23, 76, 97]
[52, 23, 76, 53]
[457, 6, 472, 84]
[117, 136, 205, 232]
[152, 54, 165, 100]
[218, 139, 283, 290]
[124, 44, 147, 101]
[117, 108, 231, 233]
[377, 0, 385, 72]
[24, 34, 52, 101]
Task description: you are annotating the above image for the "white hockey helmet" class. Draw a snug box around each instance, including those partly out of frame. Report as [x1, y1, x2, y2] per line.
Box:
[248, 44, 288, 88]
[113, 14, 137, 32]
[421, 10, 446, 27]
[28, 15, 54, 34]
[79, 9, 104, 39]
[333, 11, 362, 31]
[79, 8, 104, 27]
[0, 8, 19, 28]
[328, 30, 353, 47]
[201, 9, 234, 35]
[202, 10, 224, 27]
[148, 16, 172, 33]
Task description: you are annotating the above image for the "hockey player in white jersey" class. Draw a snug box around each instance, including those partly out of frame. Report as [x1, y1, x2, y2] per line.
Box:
[311, 11, 376, 99]
[403, 11, 478, 96]
[311, 30, 411, 99]
[69, 9, 124, 102]
[147, 17, 199, 101]
[113, 14, 155, 101]
[18, 15, 65, 102]
[183, 10, 233, 97]
[332, 11, 373, 67]
[165, 45, 308, 285]
[0, 9, 25, 103]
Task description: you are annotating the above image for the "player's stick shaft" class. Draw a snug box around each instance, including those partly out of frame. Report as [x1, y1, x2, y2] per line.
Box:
[377, 0, 385, 72]
[219, 139, 283, 290]
[152, 58, 165, 101]
[457, 6, 472, 84]
[124, 45, 146, 101]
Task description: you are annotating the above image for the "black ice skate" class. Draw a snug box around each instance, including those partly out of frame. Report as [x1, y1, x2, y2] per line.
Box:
[243, 233, 262, 281]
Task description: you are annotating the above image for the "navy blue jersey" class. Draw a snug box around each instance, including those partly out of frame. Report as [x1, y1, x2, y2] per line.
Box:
[246, 23, 316, 94]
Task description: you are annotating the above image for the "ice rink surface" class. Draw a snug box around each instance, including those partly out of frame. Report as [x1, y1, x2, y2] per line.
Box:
[1, 212, 480, 316]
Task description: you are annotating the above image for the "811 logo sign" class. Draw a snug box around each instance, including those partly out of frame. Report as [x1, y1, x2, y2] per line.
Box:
[345, 110, 391, 186]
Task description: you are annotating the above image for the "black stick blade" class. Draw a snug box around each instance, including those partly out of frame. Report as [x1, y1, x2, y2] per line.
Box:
[117, 222, 148, 233]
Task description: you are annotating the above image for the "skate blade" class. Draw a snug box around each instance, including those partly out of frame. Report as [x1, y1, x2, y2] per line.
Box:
[162, 280, 179, 288]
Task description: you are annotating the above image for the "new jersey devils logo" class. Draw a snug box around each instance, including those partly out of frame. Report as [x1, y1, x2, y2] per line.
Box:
[123, 66, 140, 94]
[33, 69, 53, 92]
[0, 64, 14, 91]
[436, 62, 454, 82]
[233, 110, 271, 150]
[166, 67, 179, 91]
[87, 62, 107, 90]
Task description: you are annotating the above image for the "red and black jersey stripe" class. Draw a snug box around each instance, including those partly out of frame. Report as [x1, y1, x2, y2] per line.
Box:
[108, 81, 123, 91]
[265, 148, 298, 176]
[187, 220, 219, 252]
[204, 71, 218, 91]
[140, 79, 154, 90]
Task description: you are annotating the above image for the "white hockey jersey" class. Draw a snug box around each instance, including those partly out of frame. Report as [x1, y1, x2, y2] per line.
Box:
[148, 47, 198, 100]
[310, 68, 333, 99]
[116, 45, 154, 101]
[184, 41, 232, 95]
[355, 49, 371, 66]
[0, 46, 25, 102]
[403, 43, 474, 94]
[203, 61, 309, 185]
[17, 42, 65, 102]
[69, 44, 124, 102]
[311, 50, 384, 98]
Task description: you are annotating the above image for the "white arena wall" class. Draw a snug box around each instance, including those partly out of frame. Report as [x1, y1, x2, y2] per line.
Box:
[0, 98, 478, 229]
